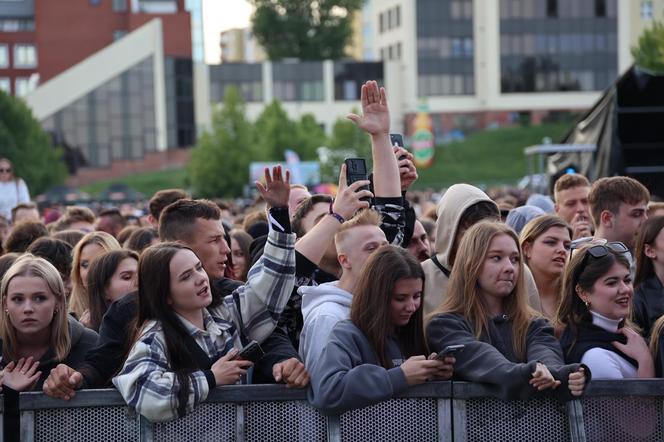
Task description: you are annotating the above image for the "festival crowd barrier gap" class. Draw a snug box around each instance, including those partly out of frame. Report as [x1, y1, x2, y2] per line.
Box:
[9, 380, 664, 441]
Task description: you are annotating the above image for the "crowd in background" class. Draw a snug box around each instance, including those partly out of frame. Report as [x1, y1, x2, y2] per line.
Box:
[1, 81, 664, 424]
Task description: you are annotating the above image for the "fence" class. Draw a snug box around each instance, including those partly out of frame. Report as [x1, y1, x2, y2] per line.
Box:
[10, 380, 664, 441]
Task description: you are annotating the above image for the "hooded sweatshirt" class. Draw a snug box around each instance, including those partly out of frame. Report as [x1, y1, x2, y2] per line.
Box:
[299, 281, 353, 370]
[422, 184, 499, 315]
[421, 184, 541, 316]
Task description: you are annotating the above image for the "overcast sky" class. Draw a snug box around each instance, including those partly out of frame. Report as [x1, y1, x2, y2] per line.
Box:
[203, 0, 253, 63]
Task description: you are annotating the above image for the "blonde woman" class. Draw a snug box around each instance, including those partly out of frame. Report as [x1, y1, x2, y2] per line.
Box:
[69, 231, 120, 320]
[427, 221, 588, 400]
[519, 215, 572, 321]
[0, 255, 97, 392]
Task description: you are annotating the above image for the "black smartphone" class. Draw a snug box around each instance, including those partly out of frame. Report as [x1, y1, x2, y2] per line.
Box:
[390, 133, 407, 160]
[344, 158, 371, 203]
[231, 340, 265, 363]
[431, 344, 465, 360]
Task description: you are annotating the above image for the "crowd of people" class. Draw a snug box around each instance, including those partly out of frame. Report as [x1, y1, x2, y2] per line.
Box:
[1, 80, 663, 423]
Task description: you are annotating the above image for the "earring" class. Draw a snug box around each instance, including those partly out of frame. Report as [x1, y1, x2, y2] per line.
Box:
[584, 300, 590, 308]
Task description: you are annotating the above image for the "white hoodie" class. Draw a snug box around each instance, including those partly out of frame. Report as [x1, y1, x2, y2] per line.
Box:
[299, 281, 353, 370]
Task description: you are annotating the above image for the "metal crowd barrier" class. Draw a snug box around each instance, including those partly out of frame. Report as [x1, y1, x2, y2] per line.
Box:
[12, 380, 664, 441]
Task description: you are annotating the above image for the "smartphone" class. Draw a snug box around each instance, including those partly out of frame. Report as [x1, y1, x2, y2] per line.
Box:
[390, 133, 407, 160]
[231, 340, 265, 363]
[432, 344, 465, 360]
[344, 158, 371, 203]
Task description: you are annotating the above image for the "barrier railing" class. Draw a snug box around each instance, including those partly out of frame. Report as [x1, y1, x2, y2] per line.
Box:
[12, 380, 664, 441]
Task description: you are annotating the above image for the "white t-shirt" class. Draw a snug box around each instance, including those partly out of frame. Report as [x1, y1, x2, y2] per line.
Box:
[580, 311, 637, 379]
[0, 179, 30, 220]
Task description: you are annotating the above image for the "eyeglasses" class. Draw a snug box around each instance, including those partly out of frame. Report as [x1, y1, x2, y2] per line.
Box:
[574, 241, 630, 280]
[0, 168, 11, 173]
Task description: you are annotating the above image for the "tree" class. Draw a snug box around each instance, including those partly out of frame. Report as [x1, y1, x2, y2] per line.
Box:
[0, 91, 67, 195]
[319, 111, 371, 182]
[295, 114, 327, 160]
[187, 87, 254, 198]
[250, 0, 363, 60]
[631, 20, 664, 74]
[253, 100, 299, 161]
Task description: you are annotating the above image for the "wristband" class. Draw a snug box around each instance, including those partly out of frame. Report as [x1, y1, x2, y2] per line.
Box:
[328, 200, 345, 224]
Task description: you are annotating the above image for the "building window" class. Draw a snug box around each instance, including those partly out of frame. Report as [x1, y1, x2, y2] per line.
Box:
[13, 44, 37, 68]
[546, 0, 558, 17]
[379, 12, 385, 33]
[641, 1, 654, 19]
[113, 0, 128, 12]
[113, 30, 128, 40]
[0, 45, 8, 68]
[396, 6, 401, 27]
[0, 19, 35, 32]
[0, 78, 10, 95]
[14, 77, 35, 97]
[595, 0, 606, 16]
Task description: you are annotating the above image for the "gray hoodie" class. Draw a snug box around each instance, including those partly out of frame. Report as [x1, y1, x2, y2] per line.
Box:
[308, 320, 409, 415]
[299, 281, 353, 370]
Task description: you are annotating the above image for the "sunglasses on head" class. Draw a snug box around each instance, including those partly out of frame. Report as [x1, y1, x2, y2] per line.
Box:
[574, 241, 629, 280]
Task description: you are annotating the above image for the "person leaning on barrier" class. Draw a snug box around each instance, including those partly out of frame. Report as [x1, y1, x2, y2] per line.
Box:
[426, 222, 588, 401]
[43, 168, 305, 400]
[632, 216, 664, 339]
[308, 245, 454, 415]
[557, 241, 655, 379]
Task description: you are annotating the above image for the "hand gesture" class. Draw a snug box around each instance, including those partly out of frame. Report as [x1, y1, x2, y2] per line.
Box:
[426, 353, 455, 380]
[333, 164, 373, 219]
[400, 355, 450, 386]
[571, 213, 592, 239]
[567, 367, 587, 397]
[394, 146, 418, 192]
[347, 81, 390, 136]
[530, 362, 560, 391]
[3, 357, 41, 392]
[613, 327, 652, 364]
[211, 349, 254, 386]
[272, 357, 310, 389]
[43, 363, 84, 400]
[256, 165, 291, 209]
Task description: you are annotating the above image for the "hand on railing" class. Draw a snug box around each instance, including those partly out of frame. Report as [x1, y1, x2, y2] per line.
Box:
[43, 363, 84, 400]
[3, 357, 41, 392]
[211, 349, 253, 386]
[401, 355, 453, 386]
[530, 363, 561, 391]
[272, 357, 310, 389]
[426, 353, 455, 381]
[568, 367, 586, 397]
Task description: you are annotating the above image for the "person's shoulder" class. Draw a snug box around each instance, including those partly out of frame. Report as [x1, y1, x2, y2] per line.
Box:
[329, 320, 363, 339]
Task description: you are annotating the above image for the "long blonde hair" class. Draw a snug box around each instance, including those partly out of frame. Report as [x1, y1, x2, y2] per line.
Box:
[429, 221, 536, 361]
[0, 255, 71, 361]
[69, 231, 120, 317]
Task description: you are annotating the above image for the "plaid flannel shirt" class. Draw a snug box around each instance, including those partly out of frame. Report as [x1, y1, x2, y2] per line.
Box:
[113, 229, 295, 422]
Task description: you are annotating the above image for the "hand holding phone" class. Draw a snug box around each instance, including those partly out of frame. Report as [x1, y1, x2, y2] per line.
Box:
[430, 344, 465, 360]
[231, 340, 265, 363]
[344, 158, 372, 204]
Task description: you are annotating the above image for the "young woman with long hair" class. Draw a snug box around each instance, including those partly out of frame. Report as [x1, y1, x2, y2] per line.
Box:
[519, 215, 572, 321]
[85, 250, 139, 332]
[309, 245, 454, 414]
[556, 241, 654, 379]
[427, 221, 587, 400]
[632, 216, 664, 338]
[69, 231, 120, 319]
[229, 229, 253, 282]
[0, 255, 97, 391]
[113, 243, 257, 422]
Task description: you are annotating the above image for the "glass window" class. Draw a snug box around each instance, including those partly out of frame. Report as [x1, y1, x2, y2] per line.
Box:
[113, 30, 128, 41]
[0, 78, 10, 94]
[396, 6, 401, 27]
[113, 0, 128, 12]
[0, 45, 8, 68]
[547, 0, 558, 17]
[14, 77, 34, 97]
[13, 44, 37, 68]
[595, 0, 606, 16]
[379, 12, 385, 33]
[641, 1, 653, 19]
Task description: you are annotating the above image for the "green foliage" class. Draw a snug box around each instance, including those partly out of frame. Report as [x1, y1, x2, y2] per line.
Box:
[415, 123, 571, 189]
[80, 168, 188, 198]
[0, 91, 67, 194]
[187, 87, 255, 198]
[250, 0, 363, 60]
[296, 114, 328, 160]
[631, 20, 664, 74]
[319, 113, 371, 182]
[253, 100, 300, 160]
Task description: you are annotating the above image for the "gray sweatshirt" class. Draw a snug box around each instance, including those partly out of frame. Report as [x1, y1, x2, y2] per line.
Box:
[308, 320, 409, 415]
[426, 313, 584, 401]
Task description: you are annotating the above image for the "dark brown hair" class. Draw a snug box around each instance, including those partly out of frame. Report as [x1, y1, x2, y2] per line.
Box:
[126, 227, 159, 253]
[26, 237, 73, 278]
[4, 221, 49, 253]
[148, 189, 188, 221]
[52, 229, 86, 248]
[588, 177, 650, 228]
[350, 245, 428, 368]
[634, 216, 664, 288]
[292, 194, 334, 237]
[159, 199, 221, 242]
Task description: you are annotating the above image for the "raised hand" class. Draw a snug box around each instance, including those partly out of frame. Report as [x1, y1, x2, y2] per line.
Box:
[255, 165, 291, 209]
[394, 146, 418, 192]
[347, 80, 390, 136]
[333, 164, 373, 219]
[3, 357, 41, 392]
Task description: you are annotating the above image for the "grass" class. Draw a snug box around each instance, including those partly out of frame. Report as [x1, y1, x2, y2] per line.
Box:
[80, 168, 189, 198]
[414, 122, 572, 190]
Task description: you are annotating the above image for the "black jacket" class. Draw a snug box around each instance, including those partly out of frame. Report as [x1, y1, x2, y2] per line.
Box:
[632, 276, 664, 339]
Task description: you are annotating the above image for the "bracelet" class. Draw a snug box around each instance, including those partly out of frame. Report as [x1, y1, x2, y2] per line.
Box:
[328, 200, 345, 224]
